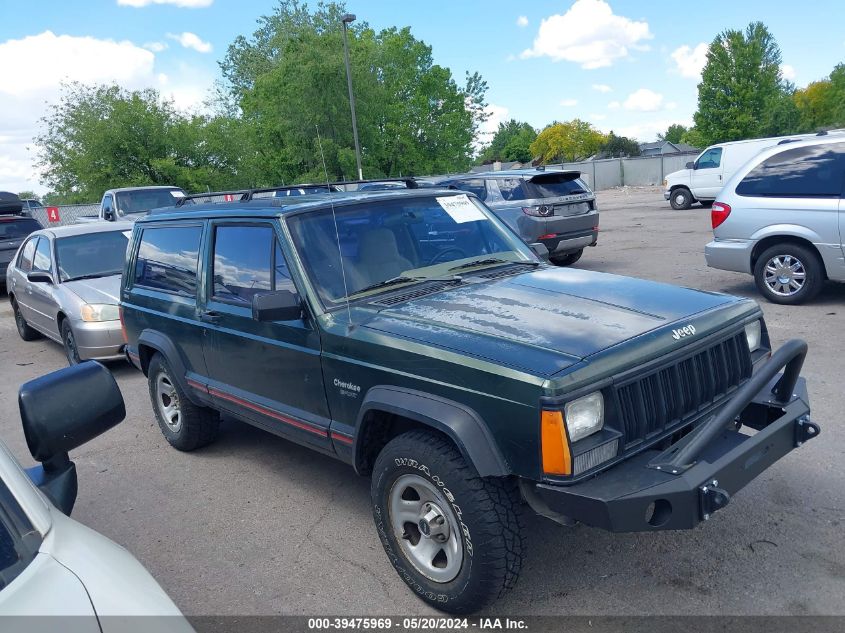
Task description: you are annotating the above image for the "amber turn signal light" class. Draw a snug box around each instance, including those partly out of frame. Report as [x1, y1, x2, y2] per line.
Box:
[541, 410, 571, 476]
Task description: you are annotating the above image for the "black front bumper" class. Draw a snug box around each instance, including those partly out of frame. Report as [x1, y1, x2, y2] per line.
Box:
[531, 340, 819, 532]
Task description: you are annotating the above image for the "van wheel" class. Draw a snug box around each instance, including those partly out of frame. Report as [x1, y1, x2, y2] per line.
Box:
[11, 297, 40, 341]
[371, 430, 524, 614]
[753, 243, 824, 305]
[669, 188, 693, 210]
[550, 249, 583, 267]
[148, 353, 220, 451]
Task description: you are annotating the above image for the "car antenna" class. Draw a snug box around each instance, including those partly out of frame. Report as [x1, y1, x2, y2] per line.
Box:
[315, 126, 354, 328]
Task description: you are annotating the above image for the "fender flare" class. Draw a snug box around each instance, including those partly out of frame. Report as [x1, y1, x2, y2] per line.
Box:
[136, 329, 199, 405]
[354, 386, 510, 477]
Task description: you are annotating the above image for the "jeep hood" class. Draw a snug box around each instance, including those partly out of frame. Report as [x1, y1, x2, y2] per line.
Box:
[361, 268, 744, 375]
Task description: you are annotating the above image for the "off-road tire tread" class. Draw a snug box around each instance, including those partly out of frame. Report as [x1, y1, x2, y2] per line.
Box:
[148, 353, 220, 451]
[372, 430, 525, 613]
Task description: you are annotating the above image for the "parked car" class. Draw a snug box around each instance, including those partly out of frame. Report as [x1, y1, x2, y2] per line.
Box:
[705, 136, 845, 304]
[0, 361, 191, 627]
[663, 130, 845, 210]
[121, 188, 818, 613]
[76, 186, 187, 223]
[0, 213, 42, 289]
[6, 222, 132, 364]
[435, 169, 598, 266]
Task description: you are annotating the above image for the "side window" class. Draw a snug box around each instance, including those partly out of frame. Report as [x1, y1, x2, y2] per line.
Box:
[696, 147, 722, 169]
[211, 225, 294, 304]
[274, 240, 295, 292]
[17, 238, 37, 273]
[33, 238, 52, 273]
[134, 225, 202, 295]
[736, 143, 845, 198]
[452, 179, 488, 200]
[496, 178, 530, 201]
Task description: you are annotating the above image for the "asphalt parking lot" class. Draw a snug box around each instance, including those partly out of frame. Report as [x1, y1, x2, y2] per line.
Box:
[1, 186, 843, 616]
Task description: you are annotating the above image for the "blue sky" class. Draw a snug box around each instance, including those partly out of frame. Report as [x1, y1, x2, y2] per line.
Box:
[2, 0, 844, 194]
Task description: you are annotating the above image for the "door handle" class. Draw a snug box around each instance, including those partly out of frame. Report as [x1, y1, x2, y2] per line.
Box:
[199, 310, 222, 323]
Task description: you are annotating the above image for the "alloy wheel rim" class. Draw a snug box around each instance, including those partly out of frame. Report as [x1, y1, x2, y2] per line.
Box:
[388, 473, 463, 583]
[156, 373, 182, 433]
[763, 254, 806, 297]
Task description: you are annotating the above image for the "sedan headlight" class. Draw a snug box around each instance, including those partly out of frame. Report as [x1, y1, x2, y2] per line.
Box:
[744, 320, 762, 352]
[564, 391, 604, 442]
[81, 303, 120, 322]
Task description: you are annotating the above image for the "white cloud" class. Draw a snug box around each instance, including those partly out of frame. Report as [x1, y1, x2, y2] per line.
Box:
[671, 42, 708, 79]
[475, 103, 509, 152]
[520, 0, 652, 69]
[560, 98, 578, 106]
[623, 88, 664, 112]
[0, 31, 212, 194]
[167, 31, 212, 53]
[143, 41, 168, 52]
[118, 0, 212, 7]
[608, 101, 621, 110]
[666, 101, 677, 110]
[592, 83, 612, 93]
[516, 16, 528, 27]
[781, 64, 796, 81]
[608, 117, 694, 143]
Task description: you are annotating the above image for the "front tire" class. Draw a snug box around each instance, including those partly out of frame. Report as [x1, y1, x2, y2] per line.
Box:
[669, 187, 693, 210]
[753, 243, 824, 305]
[371, 430, 524, 614]
[61, 320, 81, 365]
[11, 297, 40, 341]
[148, 353, 220, 451]
[550, 249, 583, 267]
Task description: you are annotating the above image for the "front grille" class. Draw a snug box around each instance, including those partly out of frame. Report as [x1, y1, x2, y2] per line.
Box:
[573, 439, 619, 475]
[615, 332, 752, 448]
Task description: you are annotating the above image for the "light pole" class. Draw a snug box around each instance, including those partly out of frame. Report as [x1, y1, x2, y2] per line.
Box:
[341, 13, 363, 180]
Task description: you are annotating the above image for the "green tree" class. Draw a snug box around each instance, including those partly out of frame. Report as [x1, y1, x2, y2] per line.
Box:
[530, 119, 607, 163]
[680, 127, 707, 148]
[694, 22, 793, 144]
[17, 191, 39, 201]
[221, 1, 484, 182]
[478, 119, 537, 163]
[35, 83, 244, 202]
[658, 124, 688, 144]
[600, 132, 640, 157]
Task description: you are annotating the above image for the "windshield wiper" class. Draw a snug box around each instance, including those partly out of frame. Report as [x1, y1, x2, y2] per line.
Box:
[448, 258, 539, 272]
[64, 272, 119, 282]
[347, 274, 462, 299]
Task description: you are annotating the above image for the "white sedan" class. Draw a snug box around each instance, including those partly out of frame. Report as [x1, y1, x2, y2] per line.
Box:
[0, 361, 192, 632]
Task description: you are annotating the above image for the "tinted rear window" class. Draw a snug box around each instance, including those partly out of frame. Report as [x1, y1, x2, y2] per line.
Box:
[134, 225, 202, 295]
[736, 143, 845, 198]
[527, 174, 589, 199]
[0, 218, 40, 239]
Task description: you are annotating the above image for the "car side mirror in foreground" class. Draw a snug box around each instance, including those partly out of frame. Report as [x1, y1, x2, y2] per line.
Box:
[27, 270, 52, 284]
[252, 289, 303, 322]
[530, 242, 550, 261]
[20, 361, 125, 515]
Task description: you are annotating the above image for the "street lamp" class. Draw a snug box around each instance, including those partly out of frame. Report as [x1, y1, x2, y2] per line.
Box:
[341, 13, 363, 180]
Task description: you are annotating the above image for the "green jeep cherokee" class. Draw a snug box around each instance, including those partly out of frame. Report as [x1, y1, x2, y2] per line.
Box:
[120, 187, 819, 613]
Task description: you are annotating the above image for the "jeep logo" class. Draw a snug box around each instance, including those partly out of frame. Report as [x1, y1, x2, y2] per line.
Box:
[672, 325, 696, 340]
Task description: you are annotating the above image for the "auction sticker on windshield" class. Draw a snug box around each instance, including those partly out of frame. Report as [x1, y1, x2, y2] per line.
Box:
[436, 194, 486, 223]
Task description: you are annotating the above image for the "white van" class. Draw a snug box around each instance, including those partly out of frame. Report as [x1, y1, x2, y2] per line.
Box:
[663, 131, 844, 210]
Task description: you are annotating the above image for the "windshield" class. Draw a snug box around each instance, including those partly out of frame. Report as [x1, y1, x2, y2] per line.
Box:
[286, 194, 534, 306]
[55, 230, 129, 282]
[116, 189, 185, 216]
[0, 218, 40, 239]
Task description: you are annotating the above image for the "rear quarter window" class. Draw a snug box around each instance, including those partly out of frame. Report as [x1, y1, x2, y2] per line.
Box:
[736, 143, 845, 198]
[133, 225, 202, 295]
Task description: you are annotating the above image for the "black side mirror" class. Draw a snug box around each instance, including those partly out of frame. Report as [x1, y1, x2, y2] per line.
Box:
[252, 290, 302, 322]
[530, 242, 550, 261]
[20, 361, 125, 515]
[27, 270, 52, 284]
[685, 161, 695, 170]
[104, 210, 114, 221]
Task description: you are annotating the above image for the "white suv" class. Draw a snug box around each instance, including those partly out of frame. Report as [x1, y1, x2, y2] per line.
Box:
[705, 137, 845, 304]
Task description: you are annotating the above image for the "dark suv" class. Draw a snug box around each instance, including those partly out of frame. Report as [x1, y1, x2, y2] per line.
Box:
[436, 169, 598, 266]
[120, 187, 818, 614]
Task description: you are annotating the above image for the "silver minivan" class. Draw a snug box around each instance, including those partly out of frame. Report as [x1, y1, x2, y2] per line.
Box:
[705, 137, 845, 304]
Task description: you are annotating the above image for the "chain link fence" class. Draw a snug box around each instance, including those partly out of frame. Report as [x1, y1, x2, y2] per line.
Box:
[29, 203, 100, 228]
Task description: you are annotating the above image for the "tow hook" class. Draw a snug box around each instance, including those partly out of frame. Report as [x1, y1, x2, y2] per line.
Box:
[794, 416, 820, 447]
[699, 479, 730, 521]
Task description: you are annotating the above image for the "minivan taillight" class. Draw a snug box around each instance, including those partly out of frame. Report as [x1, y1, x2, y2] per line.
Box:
[711, 202, 732, 229]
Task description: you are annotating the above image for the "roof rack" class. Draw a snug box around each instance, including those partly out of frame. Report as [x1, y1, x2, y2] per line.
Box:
[330, 178, 419, 189]
[175, 190, 251, 207]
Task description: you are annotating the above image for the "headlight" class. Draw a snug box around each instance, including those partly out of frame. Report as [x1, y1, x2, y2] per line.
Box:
[564, 391, 604, 442]
[81, 303, 120, 322]
[744, 320, 762, 352]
